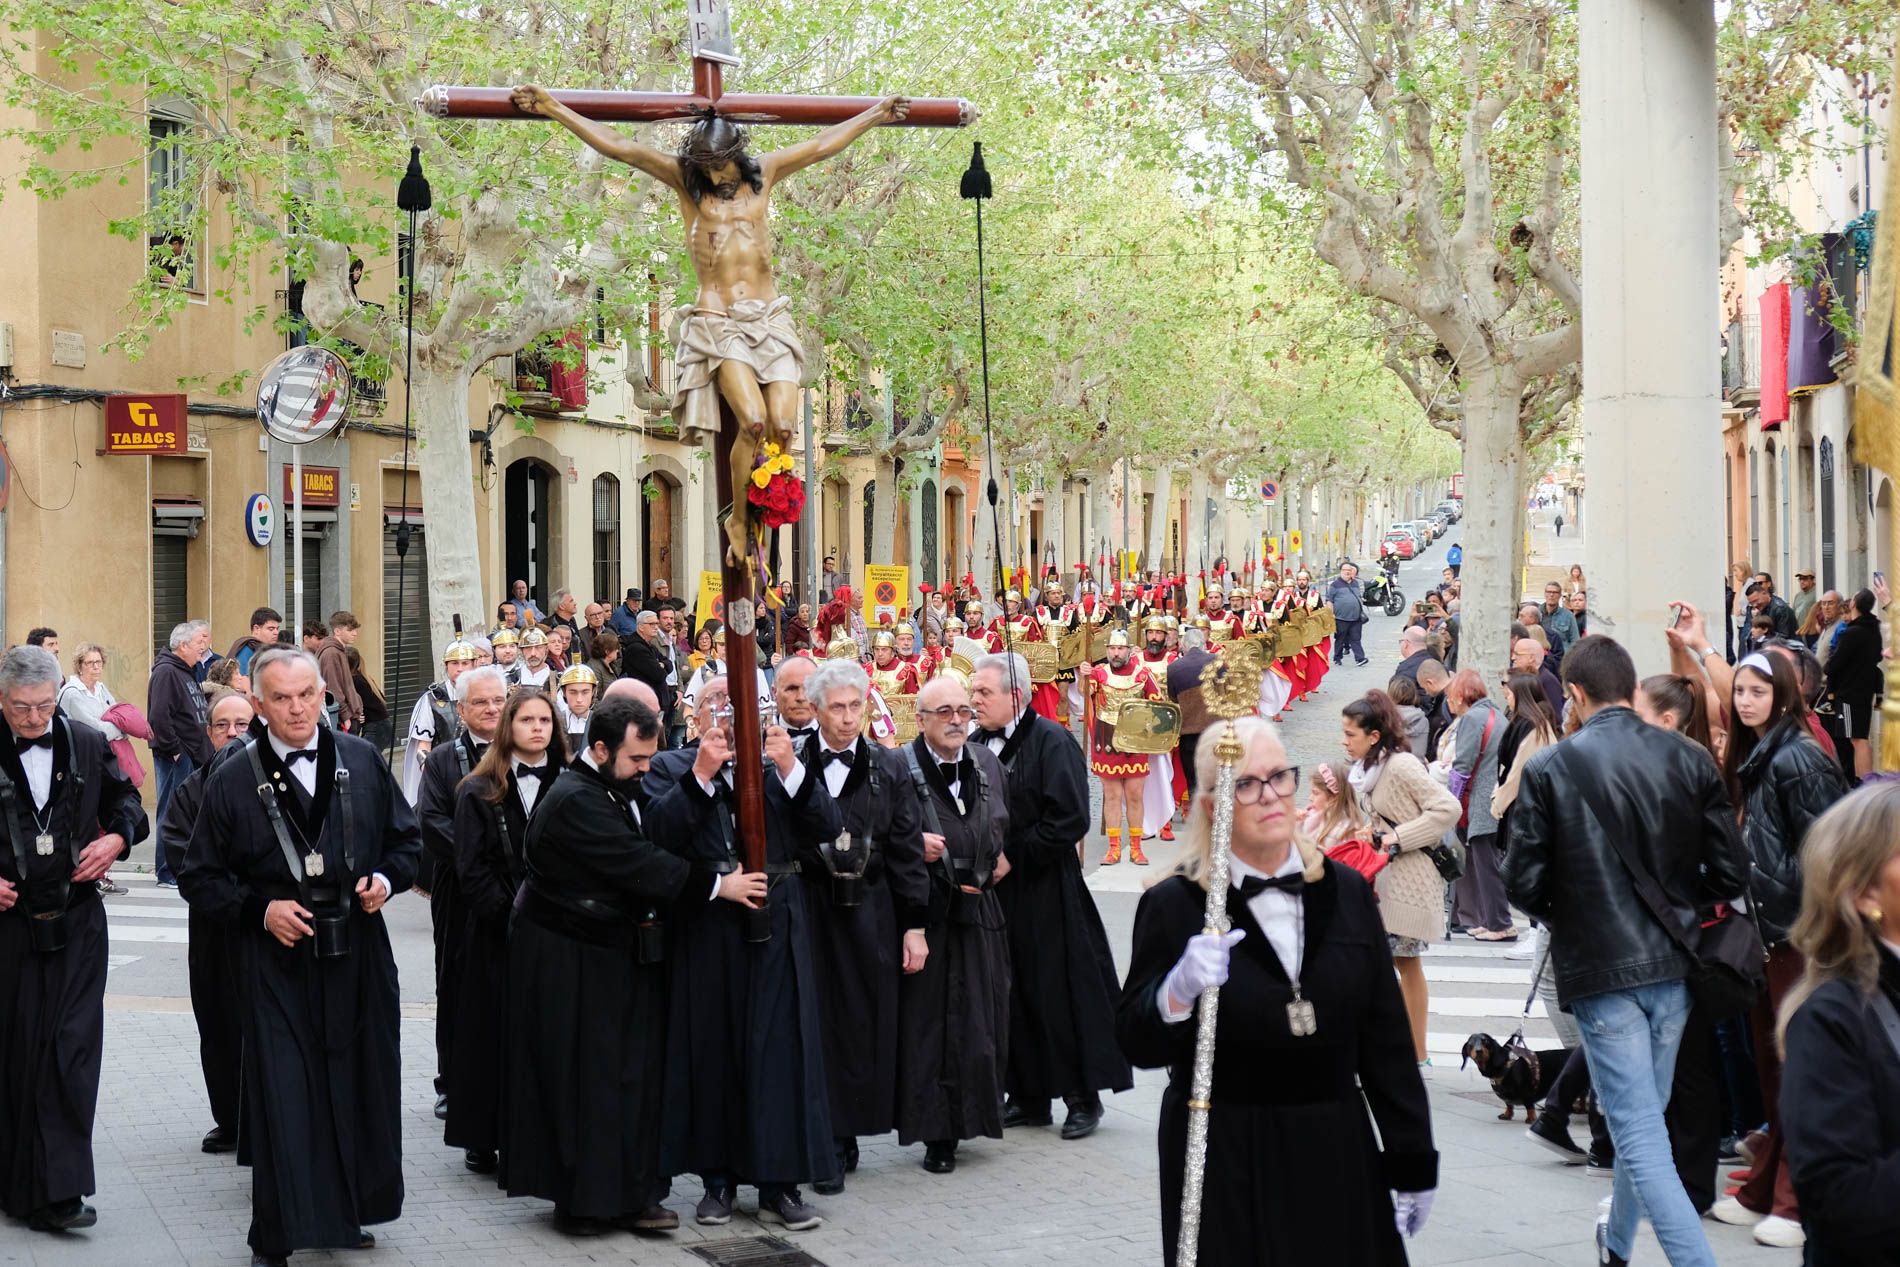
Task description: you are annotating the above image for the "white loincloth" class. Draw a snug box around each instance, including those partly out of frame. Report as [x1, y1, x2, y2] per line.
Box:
[667, 296, 806, 442]
[1142, 750, 1175, 836]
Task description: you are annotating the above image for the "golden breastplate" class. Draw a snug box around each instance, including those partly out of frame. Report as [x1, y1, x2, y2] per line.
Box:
[870, 664, 913, 697]
[1097, 668, 1145, 724]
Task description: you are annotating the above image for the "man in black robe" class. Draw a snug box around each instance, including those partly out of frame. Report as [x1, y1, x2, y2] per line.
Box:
[0, 646, 145, 1232]
[794, 658, 930, 1192]
[643, 674, 842, 1231]
[503, 696, 767, 1233]
[158, 689, 257, 1154]
[415, 664, 506, 1121]
[896, 674, 1011, 1174]
[180, 649, 421, 1267]
[969, 651, 1132, 1140]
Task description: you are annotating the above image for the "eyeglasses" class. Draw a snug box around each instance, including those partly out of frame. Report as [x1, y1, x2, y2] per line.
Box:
[922, 705, 976, 721]
[2, 698, 58, 717]
[1233, 767, 1300, 805]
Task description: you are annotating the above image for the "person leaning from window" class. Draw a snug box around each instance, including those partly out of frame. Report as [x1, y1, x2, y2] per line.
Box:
[1776, 781, 1900, 1267]
[1117, 716, 1437, 1266]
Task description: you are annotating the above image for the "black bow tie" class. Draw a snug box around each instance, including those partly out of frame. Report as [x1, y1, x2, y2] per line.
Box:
[1238, 872, 1304, 898]
[15, 732, 53, 753]
[517, 763, 555, 785]
[786, 726, 816, 739]
[820, 747, 856, 769]
[939, 759, 964, 781]
[284, 747, 318, 766]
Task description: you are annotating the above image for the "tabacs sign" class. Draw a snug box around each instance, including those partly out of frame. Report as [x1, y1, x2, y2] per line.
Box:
[282, 464, 342, 507]
[103, 394, 188, 455]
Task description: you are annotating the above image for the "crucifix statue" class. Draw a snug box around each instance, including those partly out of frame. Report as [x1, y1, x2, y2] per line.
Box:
[419, 8, 972, 885]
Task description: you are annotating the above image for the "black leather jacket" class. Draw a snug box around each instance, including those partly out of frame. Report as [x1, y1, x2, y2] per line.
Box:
[1503, 707, 1749, 1007]
[1736, 719, 1850, 945]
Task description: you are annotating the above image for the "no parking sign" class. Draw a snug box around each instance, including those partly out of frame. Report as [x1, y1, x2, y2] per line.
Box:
[862, 565, 909, 627]
[1260, 479, 1279, 505]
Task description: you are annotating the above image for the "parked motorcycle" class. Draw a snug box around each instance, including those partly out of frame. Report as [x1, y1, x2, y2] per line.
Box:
[1361, 556, 1406, 617]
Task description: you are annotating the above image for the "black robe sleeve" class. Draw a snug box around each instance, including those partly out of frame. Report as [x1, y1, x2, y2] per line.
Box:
[453, 776, 516, 921]
[874, 748, 930, 930]
[91, 733, 146, 854]
[180, 762, 264, 929]
[418, 743, 462, 869]
[158, 765, 208, 883]
[531, 774, 702, 904]
[1008, 724, 1089, 880]
[767, 751, 842, 845]
[1346, 875, 1439, 1193]
[362, 749, 422, 894]
[972, 746, 1012, 883]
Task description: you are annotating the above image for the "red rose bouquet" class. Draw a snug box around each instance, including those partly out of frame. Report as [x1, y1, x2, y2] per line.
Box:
[748, 442, 805, 530]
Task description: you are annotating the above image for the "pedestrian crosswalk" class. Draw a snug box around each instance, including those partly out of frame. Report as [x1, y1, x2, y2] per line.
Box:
[101, 871, 191, 946]
[1421, 934, 1557, 1061]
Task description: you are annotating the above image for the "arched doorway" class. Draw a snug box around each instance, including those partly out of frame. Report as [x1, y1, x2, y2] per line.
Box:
[921, 479, 939, 587]
[942, 485, 965, 585]
[504, 457, 558, 614]
[639, 468, 682, 595]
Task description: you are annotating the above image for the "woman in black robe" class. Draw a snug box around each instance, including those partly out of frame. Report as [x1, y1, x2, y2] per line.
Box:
[447, 691, 564, 1174]
[1117, 717, 1436, 1267]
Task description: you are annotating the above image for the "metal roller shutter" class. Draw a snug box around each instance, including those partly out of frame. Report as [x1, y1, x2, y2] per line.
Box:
[152, 534, 188, 657]
[383, 524, 431, 720]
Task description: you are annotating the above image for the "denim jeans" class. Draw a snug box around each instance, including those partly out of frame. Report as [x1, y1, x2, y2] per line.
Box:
[1571, 980, 1715, 1266]
[152, 749, 197, 883]
[1333, 618, 1366, 663]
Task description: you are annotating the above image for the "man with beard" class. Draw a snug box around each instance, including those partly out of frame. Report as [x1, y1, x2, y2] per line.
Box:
[0, 646, 144, 1232]
[180, 649, 421, 1266]
[414, 665, 506, 1122]
[513, 627, 555, 693]
[643, 676, 843, 1230]
[796, 658, 930, 1193]
[970, 652, 1132, 1140]
[1088, 629, 1165, 866]
[158, 688, 256, 1156]
[504, 696, 767, 1233]
[1137, 615, 1182, 843]
[895, 674, 1011, 1175]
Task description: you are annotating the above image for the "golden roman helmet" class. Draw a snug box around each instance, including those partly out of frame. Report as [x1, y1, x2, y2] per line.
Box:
[894, 621, 917, 639]
[558, 663, 599, 688]
[1191, 615, 1212, 631]
[442, 638, 478, 664]
[871, 630, 896, 650]
[1043, 582, 1065, 601]
[1142, 614, 1170, 635]
[489, 627, 521, 647]
[964, 601, 985, 622]
[1004, 588, 1024, 605]
[1229, 585, 1252, 602]
[520, 627, 549, 647]
[1163, 614, 1180, 630]
[1106, 627, 1133, 649]
[945, 616, 967, 635]
[826, 633, 862, 661]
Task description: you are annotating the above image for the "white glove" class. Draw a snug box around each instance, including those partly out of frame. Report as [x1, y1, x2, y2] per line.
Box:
[1161, 929, 1246, 1012]
[1392, 1189, 1434, 1238]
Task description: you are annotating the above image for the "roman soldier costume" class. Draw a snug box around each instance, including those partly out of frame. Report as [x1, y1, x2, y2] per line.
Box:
[1087, 629, 1163, 865]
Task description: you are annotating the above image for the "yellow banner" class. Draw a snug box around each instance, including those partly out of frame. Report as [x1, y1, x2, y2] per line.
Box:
[862, 564, 910, 627]
[1289, 529, 1304, 555]
[694, 570, 726, 630]
[1121, 550, 1138, 578]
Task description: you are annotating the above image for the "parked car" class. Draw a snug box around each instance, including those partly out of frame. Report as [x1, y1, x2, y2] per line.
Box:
[1425, 511, 1450, 535]
[1381, 530, 1417, 560]
[1401, 522, 1433, 549]
[1435, 500, 1462, 524]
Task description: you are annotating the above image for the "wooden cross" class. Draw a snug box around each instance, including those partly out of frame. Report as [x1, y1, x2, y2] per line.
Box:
[418, 2, 974, 885]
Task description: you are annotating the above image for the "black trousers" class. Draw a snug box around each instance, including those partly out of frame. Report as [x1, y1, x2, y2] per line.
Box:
[1179, 733, 1201, 796]
[1667, 1005, 1721, 1213]
[187, 910, 242, 1133]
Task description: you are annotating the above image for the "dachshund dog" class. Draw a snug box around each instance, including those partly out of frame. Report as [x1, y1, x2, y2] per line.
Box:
[1460, 1032, 1566, 1123]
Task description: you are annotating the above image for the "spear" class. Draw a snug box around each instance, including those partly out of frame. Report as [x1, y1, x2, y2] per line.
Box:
[1176, 640, 1267, 1267]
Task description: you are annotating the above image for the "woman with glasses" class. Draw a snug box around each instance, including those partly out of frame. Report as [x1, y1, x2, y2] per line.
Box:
[1341, 689, 1463, 1064]
[57, 644, 120, 739]
[1117, 716, 1437, 1266]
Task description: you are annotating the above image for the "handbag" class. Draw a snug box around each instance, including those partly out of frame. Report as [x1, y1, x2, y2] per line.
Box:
[1448, 707, 1498, 830]
[1568, 759, 1765, 1021]
[1324, 837, 1390, 885]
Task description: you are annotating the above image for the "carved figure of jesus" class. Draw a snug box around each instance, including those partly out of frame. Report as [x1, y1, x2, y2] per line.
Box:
[511, 85, 910, 566]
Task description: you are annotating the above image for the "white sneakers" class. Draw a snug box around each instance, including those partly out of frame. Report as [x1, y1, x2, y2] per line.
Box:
[1709, 1197, 1764, 1227]
[1504, 926, 1541, 960]
[1709, 1200, 1804, 1248]
[1752, 1215, 1805, 1248]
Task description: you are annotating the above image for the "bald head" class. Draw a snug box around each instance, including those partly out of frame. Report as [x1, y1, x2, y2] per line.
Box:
[602, 676, 660, 714]
[1512, 638, 1545, 671]
[917, 674, 973, 758]
[1400, 626, 1427, 654]
[693, 674, 731, 721]
[1416, 659, 1449, 692]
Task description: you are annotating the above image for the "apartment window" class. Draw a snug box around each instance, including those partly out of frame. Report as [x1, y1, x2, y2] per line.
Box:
[148, 116, 198, 290]
[593, 474, 621, 602]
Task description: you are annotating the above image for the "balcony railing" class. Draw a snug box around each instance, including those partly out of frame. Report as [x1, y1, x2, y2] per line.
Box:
[1723, 313, 1761, 401]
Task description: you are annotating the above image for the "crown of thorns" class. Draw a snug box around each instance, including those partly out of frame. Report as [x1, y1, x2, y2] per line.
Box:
[683, 112, 751, 161]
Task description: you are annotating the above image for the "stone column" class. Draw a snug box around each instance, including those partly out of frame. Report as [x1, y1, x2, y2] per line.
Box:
[1582, 0, 1721, 673]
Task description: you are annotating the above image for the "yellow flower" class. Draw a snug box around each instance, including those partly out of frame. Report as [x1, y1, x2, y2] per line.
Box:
[751, 467, 771, 489]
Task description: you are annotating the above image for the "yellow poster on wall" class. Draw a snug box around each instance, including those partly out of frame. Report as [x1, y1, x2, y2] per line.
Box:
[1289, 529, 1304, 556]
[862, 564, 910, 628]
[694, 570, 725, 630]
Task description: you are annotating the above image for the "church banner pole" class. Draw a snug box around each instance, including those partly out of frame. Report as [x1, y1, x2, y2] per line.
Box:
[1175, 642, 1265, 1267]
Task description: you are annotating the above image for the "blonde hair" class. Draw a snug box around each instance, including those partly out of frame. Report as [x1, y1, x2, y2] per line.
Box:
[1306, 759, 1368, 849]
[1165, 716, 1324, 890]
[1775, 782, 1900, 1055]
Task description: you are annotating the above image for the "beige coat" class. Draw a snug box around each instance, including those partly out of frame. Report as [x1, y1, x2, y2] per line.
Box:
[1359, 751, 1463, 944]
[1489, 725, 1553, 820]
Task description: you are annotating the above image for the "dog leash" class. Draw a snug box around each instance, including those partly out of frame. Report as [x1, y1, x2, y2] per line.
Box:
[1504, 939, 1556, 1058]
